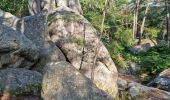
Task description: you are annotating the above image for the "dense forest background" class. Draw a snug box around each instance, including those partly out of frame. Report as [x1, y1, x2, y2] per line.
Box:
[0, 0, 170, 97]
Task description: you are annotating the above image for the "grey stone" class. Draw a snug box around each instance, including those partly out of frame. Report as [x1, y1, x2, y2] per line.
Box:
[0, 10, 66, 69]
[48, 8, 118, 97]
[28, 0, 83, 15]
[127, 82, 170, 100]
[17, 14, 66, 70]
[41, 61, 113, 100]
[117, 78, 128, 90]
[149, 68, 170, 92]
[0, 9, 19, 30]
[0, 68, 42, 96]
[0, 23, 39, 69]
[128, 62, 141, 74]
[28, 0, 41, 15]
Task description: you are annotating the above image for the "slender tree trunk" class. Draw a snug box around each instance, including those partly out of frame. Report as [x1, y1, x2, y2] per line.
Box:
[133, 0, 140, 39]
[91, 0, 108, 81]
[138, 0, 150, 44]
[100, 0, 108, 34]
[125, 3, 128, 28]
[165, 0, 170, 47]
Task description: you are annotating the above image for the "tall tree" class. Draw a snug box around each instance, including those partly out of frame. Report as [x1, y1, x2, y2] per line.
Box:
[100, 0, 108, 34]
[165, 0, 170, 47]
[138, 0, 150, 44]
[133, 0, 140, 39]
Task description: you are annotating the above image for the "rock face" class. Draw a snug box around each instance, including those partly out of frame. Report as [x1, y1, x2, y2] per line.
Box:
[0, 9, 19, 29]
[0, 13, 66, 70]
[0, 23, 39, 69]
[28, 0, 42, 15]
[0, 68, 42, 96]
[16, 14, 66, 71]
[48, 8, 118, 96]
[28, 0, 83, 15]
[148, 68, 170, 92]
[41, 61, 113, 100]
[118, 78, 170, 100]
[0, 0, 119, 99]
[128, 82, 170, 100]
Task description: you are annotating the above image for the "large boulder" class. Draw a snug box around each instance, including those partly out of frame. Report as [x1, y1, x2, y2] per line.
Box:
[16, 14, 66, 70]
[56, 0, 83, 14]
[28, 0, 82, 15]
[48, 8, 118, 96]
[128, 82, 170, 100]
[118, 78, 170, 100]
[41, 61, 113, 100]
[0, 11, 66, 70]
[0, 9, 19, 29]
[0, 68, 42, 96]
[148, 68, 170, 92]
[0, 23, 39, 69]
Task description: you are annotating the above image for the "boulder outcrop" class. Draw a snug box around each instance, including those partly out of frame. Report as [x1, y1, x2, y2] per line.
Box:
[0, 0, 119, 99]
[41, 61, 113, 100]
[48, 8, 118, 96]
[0, 68, 42, 96]
[148, 68, 170, 92]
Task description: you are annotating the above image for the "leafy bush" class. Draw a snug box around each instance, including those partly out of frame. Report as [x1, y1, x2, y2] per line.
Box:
[144, 27, 160, 39]
[0, 0, 29, 17]
[139, 45, 170, 74]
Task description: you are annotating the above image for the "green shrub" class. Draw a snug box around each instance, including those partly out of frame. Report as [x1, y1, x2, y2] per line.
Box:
[0, 0, 29, 17]
[139, 45, 170, 74]
[144, 27, 160, 39]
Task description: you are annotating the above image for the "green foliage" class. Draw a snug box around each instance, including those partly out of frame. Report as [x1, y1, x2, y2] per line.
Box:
[114, 28, 135, 47]
[0, 0, 29, 17]
[139, 45, 170, 74]
[81, 0, 134, 68]
[106, 40, 129, 69]
[66, 37, 84, 47]
[144, 27, 160, 39]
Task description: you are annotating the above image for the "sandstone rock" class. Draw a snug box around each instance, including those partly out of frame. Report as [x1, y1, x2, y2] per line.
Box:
[0, 95, 40, 100]
[0, 23, 39, 69]
[0, 68, 42, 96]
[28, 0, 82, 15]
[117, 78, 128, 90]
[128, 62, 141, 75]
[128, 82, 170, 100]
[0, 9, 19, 30]
[48, 8, 118, 96]
[1, 4, 118, 99]
[17, 14, 66, 70]
[148, 68, 170, 92]
[0, 12, 66, 69]
[41, 61, 113, 100]
[28, 0, 42, 15]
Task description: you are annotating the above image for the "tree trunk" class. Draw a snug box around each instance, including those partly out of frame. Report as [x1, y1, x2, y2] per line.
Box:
[91, 0, 108, 81]
[138, 0, 150, 44]
[100, 0, 108, 34]
[133, 0, 140, 39]
[165, 0, 170, 47]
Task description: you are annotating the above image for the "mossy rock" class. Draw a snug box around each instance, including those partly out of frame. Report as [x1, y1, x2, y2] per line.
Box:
[0, 68, 42, 96]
